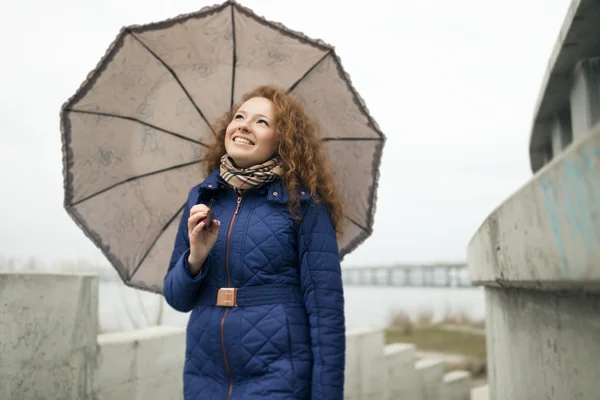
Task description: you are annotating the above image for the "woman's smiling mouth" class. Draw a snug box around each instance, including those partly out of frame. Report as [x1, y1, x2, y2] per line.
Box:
[233, 136, 255, 145]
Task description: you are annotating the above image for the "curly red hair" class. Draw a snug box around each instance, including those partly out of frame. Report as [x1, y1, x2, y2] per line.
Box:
[204, 85, 345, 235]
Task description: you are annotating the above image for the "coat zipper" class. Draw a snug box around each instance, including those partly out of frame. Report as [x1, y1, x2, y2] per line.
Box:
[221, 193, 242, 400]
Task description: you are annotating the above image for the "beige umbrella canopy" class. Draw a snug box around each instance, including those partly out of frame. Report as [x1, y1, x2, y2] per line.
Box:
[60, 0, 385, 293]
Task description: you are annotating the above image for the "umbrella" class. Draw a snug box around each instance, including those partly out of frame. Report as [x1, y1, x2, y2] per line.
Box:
[60, 0, 385, 293]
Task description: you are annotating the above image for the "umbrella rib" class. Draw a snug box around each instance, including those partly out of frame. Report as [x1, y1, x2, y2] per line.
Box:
[287, 50, 332, 93]
[67, 109, 208, 147]
[230, 3, 237, 109]
[126, 29, 217, 137]
[70, 159, 203, 207]
[130, 202, 186, 281]
[322, 137, 382, 142]
[345, 216, 371, 234]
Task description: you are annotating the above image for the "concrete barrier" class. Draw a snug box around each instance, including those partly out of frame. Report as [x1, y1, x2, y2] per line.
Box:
[415, 359, 444, 400]
[95, 326, 185, 400]
[471, 385, 489, 400]
[468, 123, 600, 289]
[0, 272, 98, 400]
[344, 328, 387, 399]
[442, 370, 471, 400]
[384, 343, 420, 399]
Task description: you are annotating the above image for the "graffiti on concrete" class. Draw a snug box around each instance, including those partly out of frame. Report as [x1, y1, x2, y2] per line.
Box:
[539, 146, 599, 279]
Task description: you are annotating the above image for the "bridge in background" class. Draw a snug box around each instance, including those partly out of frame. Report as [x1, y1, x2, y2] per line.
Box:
[342, 263, 470, 287]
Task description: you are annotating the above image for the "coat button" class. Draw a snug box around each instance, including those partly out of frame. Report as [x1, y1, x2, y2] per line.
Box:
[208, 184, 213, 188]
[300, 191, 305, 195]
[273, 191, 278, 196]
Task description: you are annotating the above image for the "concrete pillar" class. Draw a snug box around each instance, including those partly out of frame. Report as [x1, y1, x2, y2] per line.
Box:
[541, 145, 553, 166]
[345, 328, 386, 400]
[415, 359, 444, 400]
[485, 287, 600, 400]
[95, 326, 186, 400]
[550, 111, 572, 156]
[570, 57, 600, 139]
[0, 273, 98, 399]
[442, 370, 471, 400]
[384, 343, 421, 400]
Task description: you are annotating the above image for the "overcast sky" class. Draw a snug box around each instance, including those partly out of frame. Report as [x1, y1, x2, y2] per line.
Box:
[0, 0, 571, 269]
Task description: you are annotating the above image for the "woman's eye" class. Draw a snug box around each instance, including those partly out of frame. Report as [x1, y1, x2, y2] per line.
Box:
[234, 114, 243, 120]
[258, 119, 269, 126]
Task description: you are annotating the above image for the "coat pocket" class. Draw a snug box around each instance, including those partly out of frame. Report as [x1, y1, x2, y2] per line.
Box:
[237, 304, 292, 379]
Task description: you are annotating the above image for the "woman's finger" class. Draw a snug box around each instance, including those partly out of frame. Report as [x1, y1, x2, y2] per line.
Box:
[207, 219, 221, 235]
[190, 220, 206, 240]
[187, 209, 209, 230]
[189, 204, 209, 215]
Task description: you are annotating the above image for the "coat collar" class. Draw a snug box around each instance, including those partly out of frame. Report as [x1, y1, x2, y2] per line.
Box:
[198, 168, 311, 204]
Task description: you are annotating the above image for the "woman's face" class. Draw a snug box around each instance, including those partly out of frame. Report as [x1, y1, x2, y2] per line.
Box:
[224, 97, 278, 168]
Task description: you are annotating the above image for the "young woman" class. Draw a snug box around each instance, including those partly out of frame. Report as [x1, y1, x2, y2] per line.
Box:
[164, 85, 346, 400]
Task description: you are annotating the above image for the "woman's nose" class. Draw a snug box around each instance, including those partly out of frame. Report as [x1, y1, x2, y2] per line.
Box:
[238, 121, 250, 132]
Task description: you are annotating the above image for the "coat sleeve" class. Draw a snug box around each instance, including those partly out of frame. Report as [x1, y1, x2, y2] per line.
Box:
[163, 187, 209, 312]
[298, 200, 346, 399]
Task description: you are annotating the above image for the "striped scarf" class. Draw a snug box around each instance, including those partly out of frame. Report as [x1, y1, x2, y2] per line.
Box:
[220, 154, 284, 192]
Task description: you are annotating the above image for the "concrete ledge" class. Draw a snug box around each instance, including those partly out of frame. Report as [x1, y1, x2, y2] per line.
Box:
[0, 273, 98, 400]
[384, 343, 419, 400]
[95, 326, 185, 400]
[442, 370, 471, 400]
[468, 122, 600, 291]
[416, 359, 444, 400]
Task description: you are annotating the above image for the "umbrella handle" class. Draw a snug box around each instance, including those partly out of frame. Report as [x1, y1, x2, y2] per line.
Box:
[197, 198, 215, 230]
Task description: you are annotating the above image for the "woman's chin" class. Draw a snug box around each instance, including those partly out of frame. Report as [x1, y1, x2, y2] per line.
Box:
[227, 153, 253, 168]
[226, 147, 246, 158]
[226, 147, 273, 168]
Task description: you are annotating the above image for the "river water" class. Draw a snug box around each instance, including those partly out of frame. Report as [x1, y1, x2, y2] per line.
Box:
[99, 282, 485, 333]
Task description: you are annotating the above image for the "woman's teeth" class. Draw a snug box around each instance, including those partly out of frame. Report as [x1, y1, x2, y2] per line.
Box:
[234, 137, 253, 145]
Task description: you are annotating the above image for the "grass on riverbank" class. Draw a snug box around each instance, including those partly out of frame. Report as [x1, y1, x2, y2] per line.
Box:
[385, 309, 487, 377]
[385, 326, 486, 359]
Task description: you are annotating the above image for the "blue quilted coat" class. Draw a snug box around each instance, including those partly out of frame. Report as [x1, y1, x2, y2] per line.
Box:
[164, 169, 346, 400]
